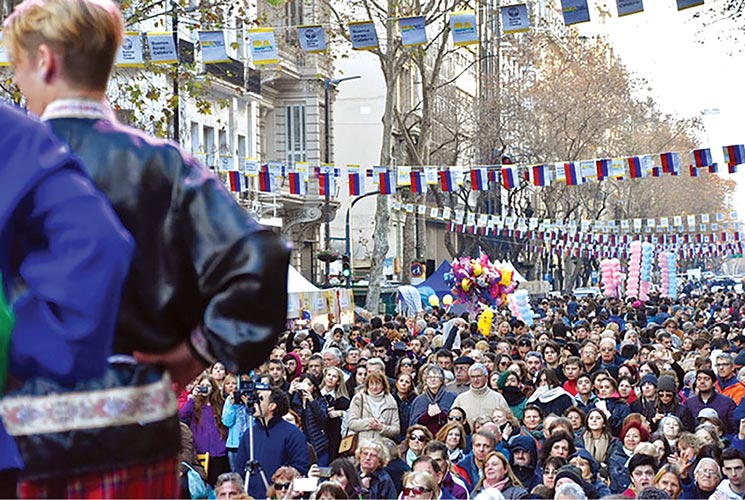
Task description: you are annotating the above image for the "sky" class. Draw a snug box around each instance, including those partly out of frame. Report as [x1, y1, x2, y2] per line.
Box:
[577, 0, 745, 219]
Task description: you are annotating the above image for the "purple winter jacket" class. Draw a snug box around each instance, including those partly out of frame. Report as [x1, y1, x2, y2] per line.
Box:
[179, 398, 228, 457]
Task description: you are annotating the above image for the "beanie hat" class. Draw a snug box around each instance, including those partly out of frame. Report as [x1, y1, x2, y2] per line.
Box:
[497, 370, 512, 390]
[640, 373, 658, 388]
[735, 351, 745, 367]
[554, 464, 583, 486]
[657, 375, 677, 394]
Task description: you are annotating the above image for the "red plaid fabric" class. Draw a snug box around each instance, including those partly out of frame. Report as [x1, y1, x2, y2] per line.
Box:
[18, 457, 179, 499]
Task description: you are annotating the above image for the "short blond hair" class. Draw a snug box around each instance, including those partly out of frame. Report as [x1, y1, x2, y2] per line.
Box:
[4, 0, 123, 90]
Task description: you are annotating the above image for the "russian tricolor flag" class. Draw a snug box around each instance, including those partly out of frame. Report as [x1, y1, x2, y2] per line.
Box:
[410, 171, 426, 193]
[531, 164, 548, 186]
[596, 158, 610, 180]
[724, 145, 745, 166]
[628, 156, 643, 178]
[470, 168, 487, 191]
[729, 164, 738, 174]
[501, 166, 517, 189]
[660, 152, 680, 173]
[379, 171, 396, 194]
[439, 170, 454, 192]
[709, 163, 719, 174]
[488, 170, 498, 183]
[692, 148, 713, 167]
[349, 172, 362, 196]
[563, 162, 582, 186]
[288, 172, 305, 195]
[319, 172, 335, 196]
[259, 169, 273, 192]
[651, 167, 662, 177]
[228, 171, 244, 192]
[689, 165, 699, 177]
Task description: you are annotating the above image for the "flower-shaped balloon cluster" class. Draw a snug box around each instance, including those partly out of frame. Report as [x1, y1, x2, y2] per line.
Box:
[444, 254, 518, 312]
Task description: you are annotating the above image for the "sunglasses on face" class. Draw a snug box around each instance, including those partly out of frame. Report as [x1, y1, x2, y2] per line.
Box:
[401, 362, 412, 367]
[274, 482, 291, 490]
[410, 434, 427, 442]
[448, 415, 463, 422]
[404, 486, 431, 496]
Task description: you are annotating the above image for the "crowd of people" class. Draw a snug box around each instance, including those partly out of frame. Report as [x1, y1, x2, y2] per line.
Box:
[178, 282, 745, 499]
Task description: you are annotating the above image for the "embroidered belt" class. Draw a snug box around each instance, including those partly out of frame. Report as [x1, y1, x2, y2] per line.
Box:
[0, 372, 177, 436]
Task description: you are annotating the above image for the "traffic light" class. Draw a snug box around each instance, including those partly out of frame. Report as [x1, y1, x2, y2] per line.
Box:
[341, 254, 351, 279]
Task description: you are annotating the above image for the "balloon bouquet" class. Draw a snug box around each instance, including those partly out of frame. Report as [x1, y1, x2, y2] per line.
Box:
[600, 258, 622, 298]
[444, 254, 519, 332]
[507, 289, 536, 327]
[658, 251, 678, 299]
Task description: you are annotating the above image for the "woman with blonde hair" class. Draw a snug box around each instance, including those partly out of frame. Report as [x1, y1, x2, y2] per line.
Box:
[473, 451, 527, 497]
[347, 372, 400, 442]
[653, 464, 682, 499]
[435, 421, 467, 463]
[402, 470, 440, 500]
[320, 366, 350, 463]
[355, 439, 396, 499]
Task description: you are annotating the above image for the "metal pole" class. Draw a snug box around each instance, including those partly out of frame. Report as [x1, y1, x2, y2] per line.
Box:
[345, 191, 379, 288]
[171, 1, 180, 143]
[323, 79, 331, 285]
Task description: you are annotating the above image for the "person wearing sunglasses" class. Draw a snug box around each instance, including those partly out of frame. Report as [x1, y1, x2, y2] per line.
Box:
[401, 426, 434, 467]
[266, 466, 301, 500]
[402, 470, 440, 500]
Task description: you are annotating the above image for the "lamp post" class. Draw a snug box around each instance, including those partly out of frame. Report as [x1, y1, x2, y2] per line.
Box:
[322, 75, 361, 285]
[345, 191, 379, 288]
[171, 0, 180, 143]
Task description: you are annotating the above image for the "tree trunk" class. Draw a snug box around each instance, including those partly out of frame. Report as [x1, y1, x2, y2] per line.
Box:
[365, 58, 397, 312]
[401, 209, 416, 285]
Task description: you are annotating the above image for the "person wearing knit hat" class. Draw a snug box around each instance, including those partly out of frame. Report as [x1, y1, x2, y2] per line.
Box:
[655, 376, 695, 432]
[657, 374, 677, 394]
[735, 350, 745, 369]
[554, 464, 583, 490]
[640, 373, 658, 388]
[497, 371, 527, 421]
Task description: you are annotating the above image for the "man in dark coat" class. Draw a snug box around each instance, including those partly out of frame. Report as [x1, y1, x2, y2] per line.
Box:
[509, 435, 542, 491]
[5, 0, 290, 493]
[237, 389, 311, 499]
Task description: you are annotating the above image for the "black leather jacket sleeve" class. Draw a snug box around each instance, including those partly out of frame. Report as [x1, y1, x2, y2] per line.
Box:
[48, 118, 290, 375]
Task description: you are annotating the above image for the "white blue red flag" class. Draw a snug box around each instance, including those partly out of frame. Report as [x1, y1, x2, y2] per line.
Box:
[470, 168, 487, 191]
[379, 171, 396, 194]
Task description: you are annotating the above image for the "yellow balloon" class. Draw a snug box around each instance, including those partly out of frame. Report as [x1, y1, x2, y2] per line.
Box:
[478, 308, 494, 336]
[428, 295, 440, 307]
[473, 262, 483, 276]
[442, 294, 453, 306]
[461, 278, 472, 292]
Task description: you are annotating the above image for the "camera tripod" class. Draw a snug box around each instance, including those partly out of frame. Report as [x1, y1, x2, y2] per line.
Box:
[242, 394, 270, 495]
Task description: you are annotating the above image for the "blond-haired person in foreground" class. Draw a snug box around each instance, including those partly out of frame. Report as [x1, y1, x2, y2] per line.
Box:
[3, 0, 290, 496]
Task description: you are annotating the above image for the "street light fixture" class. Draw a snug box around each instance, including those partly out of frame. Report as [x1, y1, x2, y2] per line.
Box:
[322, 75, 361, 285]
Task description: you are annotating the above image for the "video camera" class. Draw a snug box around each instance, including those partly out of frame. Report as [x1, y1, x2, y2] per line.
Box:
[237, 374, 270, 409]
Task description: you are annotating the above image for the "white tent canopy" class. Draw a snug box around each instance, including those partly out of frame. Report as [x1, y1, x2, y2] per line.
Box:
[288, 265, 320, 293]
[499, 260, 527, 283]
